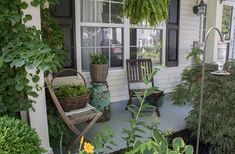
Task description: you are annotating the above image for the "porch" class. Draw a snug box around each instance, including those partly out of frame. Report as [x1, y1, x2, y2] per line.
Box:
[1, 0, 235, 153]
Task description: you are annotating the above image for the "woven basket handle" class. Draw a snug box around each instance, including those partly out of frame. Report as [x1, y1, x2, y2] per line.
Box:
[51, 69, 87, 87]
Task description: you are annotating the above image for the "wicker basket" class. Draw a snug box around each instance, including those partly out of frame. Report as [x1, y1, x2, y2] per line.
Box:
[90, 64, 108, 82]
[52, 69, 90, 112]
[58, 93, 90, 112]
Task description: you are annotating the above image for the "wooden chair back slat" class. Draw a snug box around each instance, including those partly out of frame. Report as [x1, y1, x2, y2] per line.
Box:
[126, 59, 154, 85]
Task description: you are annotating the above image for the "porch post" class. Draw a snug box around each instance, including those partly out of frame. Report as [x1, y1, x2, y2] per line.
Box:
[22, 1, 52, 153]
[205, 0, 223, 62]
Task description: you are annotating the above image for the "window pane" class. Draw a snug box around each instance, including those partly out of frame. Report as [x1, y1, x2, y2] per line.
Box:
[80, 0, 95, 22]
[81, 27, 95, 47]
[130, 29, 162, 65]
[97, 1, 109, 23]
[110, 28, 123, 46]
[111, 47, 123, 67]
[81, 48, 94, 71]
[222, 5, 233, 40]
[96, 27, 123, 48]
[61, 25, 73, 67]
[137, 47, 161, 65]
[111, 2, 123, 23]
[96, 28, 110, 47]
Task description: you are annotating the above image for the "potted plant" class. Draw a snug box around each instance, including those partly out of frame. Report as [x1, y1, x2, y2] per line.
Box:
[55, 85, 90, 112]
[90, 53, 108, 83]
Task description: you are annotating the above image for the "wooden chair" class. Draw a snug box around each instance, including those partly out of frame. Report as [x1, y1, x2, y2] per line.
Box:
[45, 69, 102, 151]
[126, 59, 164, 116]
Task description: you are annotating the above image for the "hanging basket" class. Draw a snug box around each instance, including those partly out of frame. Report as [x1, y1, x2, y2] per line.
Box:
[52, 69, 90, 112]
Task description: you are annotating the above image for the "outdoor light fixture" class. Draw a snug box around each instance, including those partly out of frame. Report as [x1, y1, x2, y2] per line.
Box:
[193, 0, 207, 15]
[196, 27, 230, 154]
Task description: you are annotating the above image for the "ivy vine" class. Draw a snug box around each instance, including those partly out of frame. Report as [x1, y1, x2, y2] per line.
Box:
[0, 0, 66, 116]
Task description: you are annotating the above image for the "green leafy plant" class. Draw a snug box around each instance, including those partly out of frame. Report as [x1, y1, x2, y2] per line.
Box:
[92, 127, 117, 154]
[46, 97, 73, 150]
[126, 130, 193, 154]
[91, 53, 108, 64]
[172, 62, 235, 154]
[187, 44, 202, 66]
[122, 68, 158, 147]
[123, 0, 169, 26]
[55, 85, 90, 98]
[0, 116, 45, 154]
[0, 0, 64, 116]
[121, 67, 194, 154]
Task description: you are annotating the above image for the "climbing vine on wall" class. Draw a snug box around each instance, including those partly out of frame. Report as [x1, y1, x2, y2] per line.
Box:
[0, 0, 65, 116]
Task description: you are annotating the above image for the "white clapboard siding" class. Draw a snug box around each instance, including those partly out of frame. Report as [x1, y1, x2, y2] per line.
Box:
[54, 0, 200, 103]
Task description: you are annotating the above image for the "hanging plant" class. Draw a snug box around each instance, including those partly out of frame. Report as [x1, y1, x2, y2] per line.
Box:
[123, 0, 169, 26]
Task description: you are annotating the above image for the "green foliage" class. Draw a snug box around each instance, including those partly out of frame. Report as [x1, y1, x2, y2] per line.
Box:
[123, 0, 169, 26]
[92, 127, 117, 154]
[0, 0, 67, 116]
[187, 44, 202, 66]
[122, 68, 158, 147]
[0, 116, 45, 154]
[0, 0, 50, 115]
[46, 98, 73, 150]
[91, 53, 108, 64]
[55, 85, 90, 98]
[126, 130, 194, 154]
[172, 62, 235, 154]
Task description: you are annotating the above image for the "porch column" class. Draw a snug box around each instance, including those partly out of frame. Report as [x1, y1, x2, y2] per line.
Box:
[205, 0, 223, 62]
[22, 1, 52, 153]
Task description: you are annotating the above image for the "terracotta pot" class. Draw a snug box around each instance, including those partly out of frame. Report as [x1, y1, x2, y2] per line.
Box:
[90, 64, 108, 82]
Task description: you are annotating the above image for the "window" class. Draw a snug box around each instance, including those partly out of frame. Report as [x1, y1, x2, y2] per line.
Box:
[130, 28, 163, 65]
[51, 0, 76, 69]
[222, 5, 234, 60]
[80, 0, 124, 71]
[222, 5, 233, 41]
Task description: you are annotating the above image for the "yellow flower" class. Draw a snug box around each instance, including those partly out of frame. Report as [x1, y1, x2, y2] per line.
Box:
[83, 142, 94, 154]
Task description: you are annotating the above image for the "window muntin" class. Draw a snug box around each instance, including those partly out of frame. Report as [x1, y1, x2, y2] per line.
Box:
[130, 28, 163, 66]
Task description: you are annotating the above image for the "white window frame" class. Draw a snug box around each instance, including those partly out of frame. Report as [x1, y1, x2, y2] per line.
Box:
[222, 1, 235, 60]
[75, 0, 166, 73]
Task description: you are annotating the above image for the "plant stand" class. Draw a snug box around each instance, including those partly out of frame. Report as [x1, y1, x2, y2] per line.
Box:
[90, 82, 111, 122]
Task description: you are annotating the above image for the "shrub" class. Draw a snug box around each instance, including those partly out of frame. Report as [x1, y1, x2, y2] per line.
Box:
[172, 62, 235, 154]
[0, 116, 45, 154]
